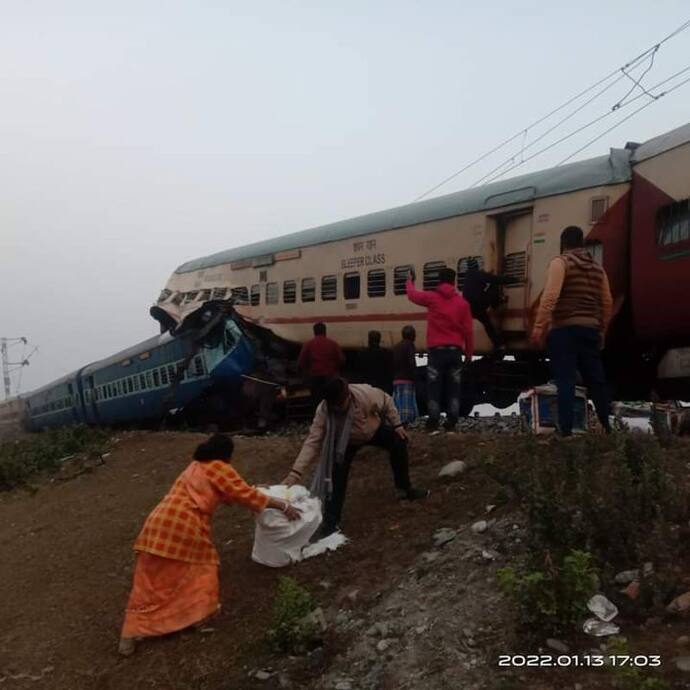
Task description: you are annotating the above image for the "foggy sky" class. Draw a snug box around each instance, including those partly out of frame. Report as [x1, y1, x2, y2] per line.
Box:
[2, 1, 689, 395]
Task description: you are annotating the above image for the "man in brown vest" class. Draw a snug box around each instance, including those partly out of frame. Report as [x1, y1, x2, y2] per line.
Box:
[530, 226, 613, 436]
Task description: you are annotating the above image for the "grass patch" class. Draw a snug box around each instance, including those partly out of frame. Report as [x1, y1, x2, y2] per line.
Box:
[0, 425, 110, 491]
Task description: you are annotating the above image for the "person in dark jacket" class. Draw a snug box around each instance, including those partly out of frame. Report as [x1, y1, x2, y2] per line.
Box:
[391, 325, 419, 425]
[357, 330, 393, 393]
[297, 322, 346, 405]
[462, 258, 517, 349]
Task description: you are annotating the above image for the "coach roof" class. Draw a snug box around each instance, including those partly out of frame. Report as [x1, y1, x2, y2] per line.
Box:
[176, 147, 636, 275]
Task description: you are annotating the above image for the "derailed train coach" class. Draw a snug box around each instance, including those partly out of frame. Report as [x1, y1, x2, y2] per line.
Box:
[25, 306, 256, 431]
[153, 122, 690, 406]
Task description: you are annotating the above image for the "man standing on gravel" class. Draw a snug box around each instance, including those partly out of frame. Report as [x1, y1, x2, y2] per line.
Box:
[530, 225, 613, 436]
[282, 377, 428, 536]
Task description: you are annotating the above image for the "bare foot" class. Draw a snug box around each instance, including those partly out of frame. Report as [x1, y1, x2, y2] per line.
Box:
[118, 637, 136, 657]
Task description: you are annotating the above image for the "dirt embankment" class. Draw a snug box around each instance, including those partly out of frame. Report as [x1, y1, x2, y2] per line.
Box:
[1, 430, 689, 690]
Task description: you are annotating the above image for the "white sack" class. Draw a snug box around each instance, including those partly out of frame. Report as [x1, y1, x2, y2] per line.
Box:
[251, 485, 322, 567]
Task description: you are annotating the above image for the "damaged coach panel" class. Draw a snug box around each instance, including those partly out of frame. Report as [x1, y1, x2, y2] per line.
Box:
[26, 306, 255, 430]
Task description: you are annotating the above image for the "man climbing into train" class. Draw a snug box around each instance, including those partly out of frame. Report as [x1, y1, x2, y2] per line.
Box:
[405, 267, 474, 432]
[297, 322, 346, 406]
[530, 225, 613, 436]
[282, 377, 428, 537]
[462, 258, 518, 352]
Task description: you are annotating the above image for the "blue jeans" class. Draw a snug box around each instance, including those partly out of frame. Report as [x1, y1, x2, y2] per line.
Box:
[547, 326, 611, 436]
[427, 346, 463, 429]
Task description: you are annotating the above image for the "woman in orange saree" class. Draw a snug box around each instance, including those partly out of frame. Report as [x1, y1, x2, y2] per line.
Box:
[119, 434, 300, 656]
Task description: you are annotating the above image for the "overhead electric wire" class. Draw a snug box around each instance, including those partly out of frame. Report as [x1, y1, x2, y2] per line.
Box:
[468, 59, 651, 189]
[555, 73, 690, 166]
[472, 64, 690, 186]
[412, 17, 690, 202]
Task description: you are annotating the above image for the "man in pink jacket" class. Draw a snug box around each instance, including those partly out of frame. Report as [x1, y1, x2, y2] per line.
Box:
[406, 268, 474, 431]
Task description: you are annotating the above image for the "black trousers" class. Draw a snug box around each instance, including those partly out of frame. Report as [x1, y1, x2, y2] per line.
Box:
[309, 377, 329, 407]
[427, 346, 463, 428]
[323, 424, 411, 529]
[471, 305, 503, 348]
[547, 325, 611, 435]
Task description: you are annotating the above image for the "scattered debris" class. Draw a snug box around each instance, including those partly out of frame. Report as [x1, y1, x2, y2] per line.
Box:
[437, 460, 467, 478]
[432, 528, 457, 547]
[471, 520, 488, 534]
[587, 594, 618, 622]
[583, 619, 621, 637]
[545, 638, 570, 654]
[614, 569, 640, 585]
[666, 591, 690, 615]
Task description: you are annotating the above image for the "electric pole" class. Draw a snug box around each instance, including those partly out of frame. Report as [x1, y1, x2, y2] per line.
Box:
[1, 337, 34, 400]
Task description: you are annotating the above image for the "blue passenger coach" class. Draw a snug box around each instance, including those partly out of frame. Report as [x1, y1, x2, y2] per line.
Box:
[25, 314, 254, 430]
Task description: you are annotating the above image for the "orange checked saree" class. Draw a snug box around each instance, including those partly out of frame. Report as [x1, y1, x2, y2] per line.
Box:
[121, 460, 269, 639]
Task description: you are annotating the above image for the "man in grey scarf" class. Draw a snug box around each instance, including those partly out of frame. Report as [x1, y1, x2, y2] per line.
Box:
[283, 377, 428, 537]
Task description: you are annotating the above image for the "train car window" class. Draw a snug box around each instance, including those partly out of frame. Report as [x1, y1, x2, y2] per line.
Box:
[133, 377, 140, 392]
[393, 265, 414, 295]
[283, 280, 296, 303]
[193, 356, 205, 377]
[158, 289, 173, 303]
[250, 284, 261, 306]
[212, 287, 228, 300]
[321, 275, 337, 301]
[657, 199, 690, 246]
[153, 370, 160, 387]
[456, 256, 484, 290]
[590, 196, 609, 223]
[301, 278, 316, 302]
[367, 269, 386, 297]
[184, 291, 199, 303]
[146, 372, 154, 389]
[171, 292, 185, 306]
[266, 282, 279, 305]
[344, 272, 361, 300]
[160, 367, 169, 385]
[167, 364, 176, 382]
[503, 252, 527, 283]
[127, 378, 134, 393]
[199, 289, 212, 301]
[586, 242, 603, 265]
[139, 374, 147, 389]
[423, 261, 447, 290]
[230, 287, 249, 304]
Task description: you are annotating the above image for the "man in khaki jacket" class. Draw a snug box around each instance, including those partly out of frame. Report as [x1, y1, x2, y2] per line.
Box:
[530, 225, 613, 436]
[283, 378, 427, 536]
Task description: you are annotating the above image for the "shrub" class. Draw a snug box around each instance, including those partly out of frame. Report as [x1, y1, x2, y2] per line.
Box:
[498, 549, 599, 641]
[0, 425, 110, 491]
[267, 577, 320, 653]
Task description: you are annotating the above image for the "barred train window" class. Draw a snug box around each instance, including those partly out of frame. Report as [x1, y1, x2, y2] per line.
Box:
[321, 275, 337, 301]
[184, 291, 199, 303]
[212, 287, 228, 300]
[344, 272, 360, 300]
[301, 278, 316, 302]
[230, 287, 248, 304]
[266, 282, 279, 305]
[394, 265, 414, 295]
[283, 280, 296, 304]
[456, 256, 484, 290]
[423, 261, 447, 290]
[250, 284, 261, 306]
[503, 252, 527, 283]
[657, 199, 690, 246]
[367, 269, 386, 297]
[198, 289, 212, 302]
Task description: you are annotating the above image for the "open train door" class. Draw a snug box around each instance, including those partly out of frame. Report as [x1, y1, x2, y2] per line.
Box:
[496, 210, 532, 338]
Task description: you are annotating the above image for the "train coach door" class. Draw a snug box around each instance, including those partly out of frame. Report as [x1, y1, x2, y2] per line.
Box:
[497, 210, 532, 335]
